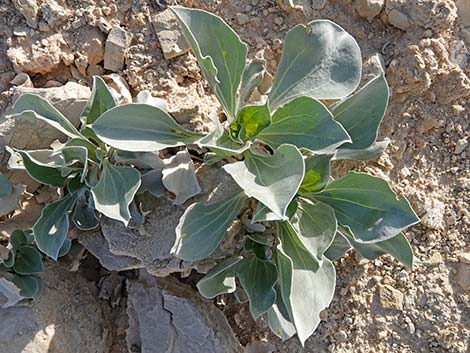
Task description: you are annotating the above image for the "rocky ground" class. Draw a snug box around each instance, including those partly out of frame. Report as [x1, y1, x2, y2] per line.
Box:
[0, 0, 469, 352]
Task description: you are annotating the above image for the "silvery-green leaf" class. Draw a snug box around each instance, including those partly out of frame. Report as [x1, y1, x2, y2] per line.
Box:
[91, 161, 141, 226]
[246, 233, 272, 246]
[140, 170, 165, 197]
[289, 200, 337, 263]
[232, 104, 271, 142]
[136, 90, 168, 112]
[65, 138, 99, 162]
[276, 222, 336, 345]
[9, 230, 31, 251]
[324, 232, 351, 261]
[60, 146, 88, 182]
[162, 150, 201, 205]
[72, 189, 99, 230]
[172, 192, 247, 261]
[199, 112, 249, 154]
[299, 154, 333, 193]
[171, 6, 248, 120]
[268, 20, 361, 110]
[333, 74, 389, 150]
[12, 93, 82, 139]
[344, 230, 413, 269]
[12, 274, 40, 299]
[0, 278, 22, 308]
[258, 97, 350, 152]
[92, 104, 202, 152]
[238, 61, 265, 109]
[33, 192, 77, 260]
[81, 76, 117, 126]
[114, 150, 164, 170]
[197, 256, 243, 299]
[311, 172, 420, 243]
[333, 140, 390, 161]
[0, 172, 12, 198]
[235, 255, 277, 320]
[6, 148, 67, 187]
[223, 144, 304, 219]
[0, 184, 24, 217]
[13, 245, 44, 275]
[267, 286, 296, 341]
[244, 238, 270, 261]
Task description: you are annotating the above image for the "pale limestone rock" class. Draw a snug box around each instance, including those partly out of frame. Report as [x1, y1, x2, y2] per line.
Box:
[153, 9, 190, 60]
[12, 0, 38, 28]
[104, 27, 132, 71]
[379, 284, 404, 310]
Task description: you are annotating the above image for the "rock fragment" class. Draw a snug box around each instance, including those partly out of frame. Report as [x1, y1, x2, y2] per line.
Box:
[355, 0, 385, 20]
[153, 9, 190, 60]
[387, 8, 411, 31]
[104, 27, 132, 71]
[421, 197, 445, 230]
[378, 284, 404, 310]
[456, 253, 470, 291]
[127, 272, 244, 353]
[12, 0, 39, 28]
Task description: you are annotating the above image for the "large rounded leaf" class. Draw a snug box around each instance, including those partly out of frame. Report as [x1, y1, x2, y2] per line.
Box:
[311, 172, 420, 243]
[223, 145, 304, 219]
[269, 20, 362, 110]
[92, 104, 203, 152]
[257, 97, 350, 152]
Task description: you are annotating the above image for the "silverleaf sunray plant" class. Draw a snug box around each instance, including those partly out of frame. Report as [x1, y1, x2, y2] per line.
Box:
[0, 6, 420, 345]
[90, 6, 419, 344]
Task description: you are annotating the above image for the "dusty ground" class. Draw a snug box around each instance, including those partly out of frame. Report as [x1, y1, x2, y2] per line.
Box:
[0, 0, 469, 352]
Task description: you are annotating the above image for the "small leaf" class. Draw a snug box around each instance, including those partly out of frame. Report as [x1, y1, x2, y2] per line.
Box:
[276, 222, 336, 345]
[333, 74, 389, 150]
[33, 192, 77, 260]
[7, 148, 67, 187]
[172, 192, 247, 261]
[267, 285, 296, 341]
[65, 138, 99, 162]
[81, 76, 117, 126]
[311, 172, 420, 243]
[258, 97, 350, 152]
[13, 245, 44, 275]
[61, 146, 88, 182]
[197, 256, 243, 299]
[12, 94, 82, 139]
[0, 184, 25, 217]
[238, 61, 265, 108]
[199, 112, 249, 155]
[171, 6, 248, 120]
[235, 255, 277, 320]
[0, 172, 12, 198]
[12, 274, 40, 299]
[91, 161, 141, 226]
[244, 238, 270, 261]
[114, 150, 164, 170]
[9, 230, 30, 251]
[223, 145, 304, 219]
[333, 140, 390, 161]
[299, 154, 333, 193]
[268, 20, 361, 110]
[72, 189, 99, 230]
[162, 150, 201, 205]
[344, 230, 414, 269]
[233, 104, 271, 142]
[289, 200, 337, 263]
[324, 232, 352, 261]
[92, 104, 202, 152]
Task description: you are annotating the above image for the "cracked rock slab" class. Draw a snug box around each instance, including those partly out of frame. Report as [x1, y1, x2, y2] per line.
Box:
[153, 9, 190, 60]
[127, 271, 243, 353]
